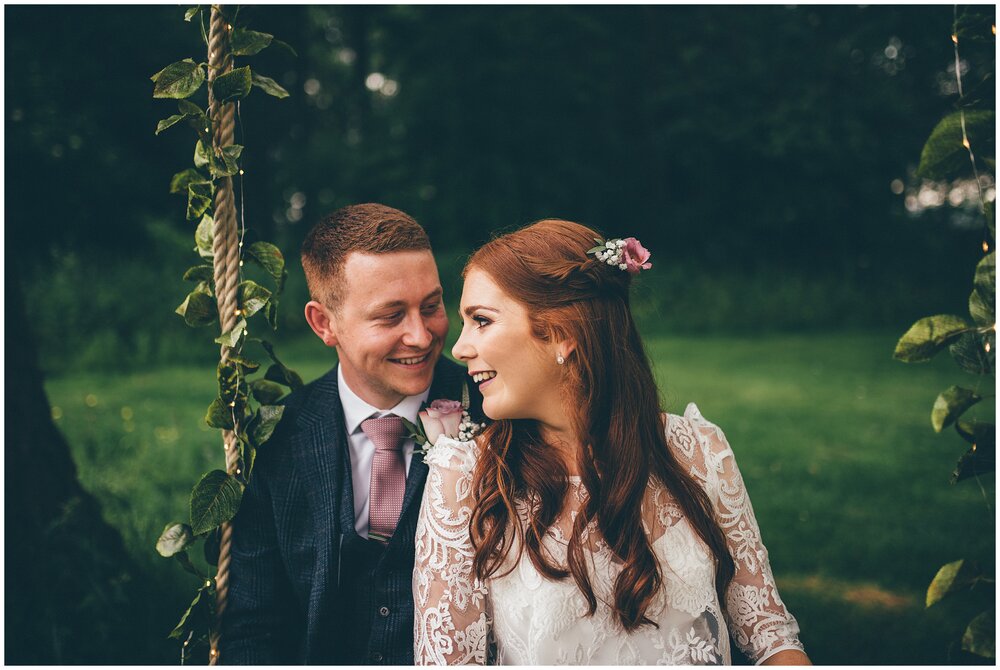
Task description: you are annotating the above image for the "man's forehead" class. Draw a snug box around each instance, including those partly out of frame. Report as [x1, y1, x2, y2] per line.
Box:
[341, 250, 441, 305]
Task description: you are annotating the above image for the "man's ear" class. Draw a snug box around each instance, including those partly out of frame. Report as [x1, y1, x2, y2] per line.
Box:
[304, 300, 339, 348]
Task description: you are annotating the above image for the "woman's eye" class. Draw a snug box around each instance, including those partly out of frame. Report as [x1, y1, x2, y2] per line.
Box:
[472, 315, 491, 329]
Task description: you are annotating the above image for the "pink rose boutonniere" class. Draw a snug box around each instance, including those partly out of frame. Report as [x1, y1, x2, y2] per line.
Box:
[401, 388, 486, 455]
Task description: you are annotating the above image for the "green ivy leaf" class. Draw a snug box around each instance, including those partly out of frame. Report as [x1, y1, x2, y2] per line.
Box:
[239, 280, 272, 317]
[195, 214, 214, 259]
[949, 331, 994, 376]
[231, 28, 273, 56]
[970, 252, 996, 326]
[182, 265, 214, 283]
[952, 421, 996, 483]
[175, 289, 216, 327]
[214, 317, 247, 348]
[156, 522, 195, 558]
[271, 38, 298, 58]
[209, 144, 244, 178]
[205, 397, 234, 430]
[155, 113, 189, 135]
[187, 182, 213, 221]
[170, 168, 209, 195]
[213, 65, 252, 104]
[265, 362, 304, 390]
[962, 610, 996, 658]
[184, 6, 200, 22]
[251, 405, 285, 446]
[151, 58, 206, 99]
[263, 296, 279, 330]
[952, 442, 996, 483]
[203, 528, 221, 566]
[194, 139, 211, 168]
[926, 559, 979, 607]
[917, 110, 996, 180]
[168, 585, 212, 640]
[894, 315, 972, 363]
[931, 386, 982, 433]
[251, 71, 289, 99]
[217, 359, 245, 405]
[190, 469, 244, 535]
[245, 241, 285, 282]
[228, 354, 260, 373]
[250, 379, 286, 404]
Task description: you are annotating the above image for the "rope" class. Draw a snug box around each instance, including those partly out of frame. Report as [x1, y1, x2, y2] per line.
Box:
[206, 5, 240, 664]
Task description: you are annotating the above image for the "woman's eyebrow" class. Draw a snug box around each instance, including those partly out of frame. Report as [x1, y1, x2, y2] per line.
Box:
[462, 305, 500, 317]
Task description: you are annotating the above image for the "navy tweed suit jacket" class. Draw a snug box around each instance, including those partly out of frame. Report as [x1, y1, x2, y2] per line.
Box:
[220, 356, 479, 664]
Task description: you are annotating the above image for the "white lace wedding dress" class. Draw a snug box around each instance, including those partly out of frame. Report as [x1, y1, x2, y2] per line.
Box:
[413, 403, 804, 665]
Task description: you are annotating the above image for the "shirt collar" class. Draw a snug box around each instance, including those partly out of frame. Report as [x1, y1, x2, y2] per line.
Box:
[338, 364, 431, 434]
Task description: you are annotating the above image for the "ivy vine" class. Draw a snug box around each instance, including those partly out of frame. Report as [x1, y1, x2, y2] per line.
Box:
[893, 7, 995, 660]
[150, 6, 299, 662]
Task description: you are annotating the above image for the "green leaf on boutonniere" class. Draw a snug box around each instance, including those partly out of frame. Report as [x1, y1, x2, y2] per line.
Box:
[401, 416, 430, 452]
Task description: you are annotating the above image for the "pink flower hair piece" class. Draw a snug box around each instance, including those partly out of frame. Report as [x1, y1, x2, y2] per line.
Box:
[622, 237, 652, 274]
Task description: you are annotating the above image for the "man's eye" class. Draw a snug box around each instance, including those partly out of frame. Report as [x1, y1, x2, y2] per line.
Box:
[379, 312, 402, 322]
[421, 301, 442, 314]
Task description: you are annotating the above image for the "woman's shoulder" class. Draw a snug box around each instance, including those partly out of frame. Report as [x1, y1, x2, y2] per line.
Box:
[662, 403, 733, 462]
[422, 435, 482, 476]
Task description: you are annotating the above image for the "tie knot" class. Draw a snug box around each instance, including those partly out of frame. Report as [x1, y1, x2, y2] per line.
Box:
[361, 415, 405, 452]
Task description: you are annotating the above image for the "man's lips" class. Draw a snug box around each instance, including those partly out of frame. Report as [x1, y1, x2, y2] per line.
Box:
[388, 352, 432, 367]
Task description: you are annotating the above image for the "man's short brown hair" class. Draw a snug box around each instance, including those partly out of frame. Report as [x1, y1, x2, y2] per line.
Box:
[301, 203, 432, 308]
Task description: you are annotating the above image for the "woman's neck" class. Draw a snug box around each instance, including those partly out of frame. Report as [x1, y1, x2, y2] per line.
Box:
[538, 422, 582, 477]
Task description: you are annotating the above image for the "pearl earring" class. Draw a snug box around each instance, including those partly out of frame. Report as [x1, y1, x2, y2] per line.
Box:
[556, 354, 565, 365]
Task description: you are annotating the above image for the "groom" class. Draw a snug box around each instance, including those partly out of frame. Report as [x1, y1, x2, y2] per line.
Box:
[220, 203, 480, 664]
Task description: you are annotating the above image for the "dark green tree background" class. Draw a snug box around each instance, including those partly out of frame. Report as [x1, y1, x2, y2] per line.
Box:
[5, 4, 994, 663]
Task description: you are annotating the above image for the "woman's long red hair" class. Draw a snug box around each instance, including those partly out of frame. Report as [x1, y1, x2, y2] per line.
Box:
[467, 219, 735, 631]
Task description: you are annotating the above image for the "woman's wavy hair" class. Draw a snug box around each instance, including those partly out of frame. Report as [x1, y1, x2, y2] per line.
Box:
[466, 219, 735, 632]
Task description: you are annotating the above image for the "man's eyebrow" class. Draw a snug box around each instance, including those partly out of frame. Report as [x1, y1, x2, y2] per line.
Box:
[462, 305, 500, 317]
[370, 287, 443, 312]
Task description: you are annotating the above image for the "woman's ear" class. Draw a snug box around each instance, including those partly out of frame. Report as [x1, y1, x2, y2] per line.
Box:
[304, 301, 339, 348]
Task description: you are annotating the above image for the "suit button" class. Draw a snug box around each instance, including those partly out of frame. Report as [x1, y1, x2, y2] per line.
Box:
[379, 606, 390, 617]
[371, 652, 383, 663]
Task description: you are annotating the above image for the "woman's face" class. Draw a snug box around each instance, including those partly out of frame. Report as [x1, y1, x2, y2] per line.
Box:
[452, 269, 563, 422]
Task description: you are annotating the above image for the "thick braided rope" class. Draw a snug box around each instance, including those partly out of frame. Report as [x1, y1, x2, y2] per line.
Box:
[207, 5, 239, 664]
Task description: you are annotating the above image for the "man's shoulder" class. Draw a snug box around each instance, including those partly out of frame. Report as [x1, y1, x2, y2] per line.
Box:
[262, 365, 341, 450]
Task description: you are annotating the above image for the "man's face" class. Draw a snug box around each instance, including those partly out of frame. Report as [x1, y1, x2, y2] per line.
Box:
[329, 250, 449, 409]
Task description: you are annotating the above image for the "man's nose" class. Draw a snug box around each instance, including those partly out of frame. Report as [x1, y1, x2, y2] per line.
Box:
[401, 312, 433, 349]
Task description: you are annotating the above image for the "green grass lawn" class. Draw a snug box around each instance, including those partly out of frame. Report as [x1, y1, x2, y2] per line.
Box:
[45, 331, 994, 664]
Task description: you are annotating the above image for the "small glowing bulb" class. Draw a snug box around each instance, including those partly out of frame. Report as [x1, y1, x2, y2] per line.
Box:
[227, 24, 232, 30]
[983, 241, 990, 252]
[239, 260, 244, 267]
[951, 34, 958, 44]
[236, 469, 242, 475]
[234, 308, 241, 315]
[993, 25, 996, 35]
[985, 342, 991, 353]
[972, 443, 978, 452]
[205, 579, 212, 587]
[238, 241, 243, 247]
[229, 401, 236, 407]
[239, 169, 245, 175]
[963, 137, 971, 149]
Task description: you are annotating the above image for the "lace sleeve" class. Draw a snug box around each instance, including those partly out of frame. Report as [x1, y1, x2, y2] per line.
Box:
[413, 436, 490, 665]
[683, 404, 805, 665]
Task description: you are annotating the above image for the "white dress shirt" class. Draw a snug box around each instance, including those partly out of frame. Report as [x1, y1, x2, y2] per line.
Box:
[337, 365, 430, 539]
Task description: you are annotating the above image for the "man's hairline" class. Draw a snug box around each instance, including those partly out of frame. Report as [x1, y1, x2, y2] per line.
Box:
[310, 246, 439, 313]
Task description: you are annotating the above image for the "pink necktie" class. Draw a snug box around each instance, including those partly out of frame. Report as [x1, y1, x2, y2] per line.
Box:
[361, 415, 406, 543]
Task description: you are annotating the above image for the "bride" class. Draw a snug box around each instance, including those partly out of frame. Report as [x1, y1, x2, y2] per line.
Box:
[413, 219, 809, 665]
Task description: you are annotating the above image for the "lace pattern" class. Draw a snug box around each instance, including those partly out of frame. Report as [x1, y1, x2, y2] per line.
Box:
[413, 404, 804, 665]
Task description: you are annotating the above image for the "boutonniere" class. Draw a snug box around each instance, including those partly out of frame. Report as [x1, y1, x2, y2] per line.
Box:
[402, 383, 486, 455]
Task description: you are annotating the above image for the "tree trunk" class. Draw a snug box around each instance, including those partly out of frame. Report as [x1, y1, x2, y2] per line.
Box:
[5, 259, 147, 663]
